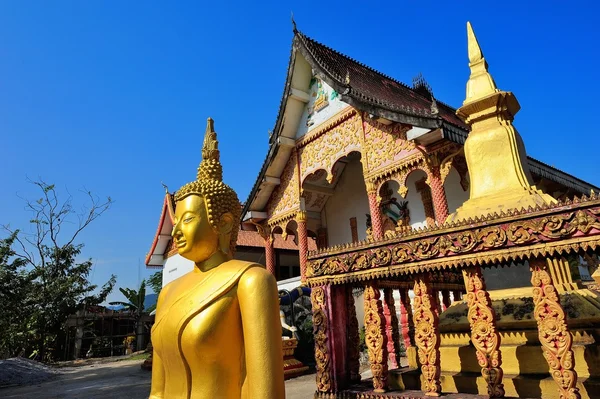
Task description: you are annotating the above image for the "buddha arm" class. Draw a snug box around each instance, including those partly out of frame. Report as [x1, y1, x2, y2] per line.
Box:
[238, 267, 286, 398]
[149, 350, 165, 398]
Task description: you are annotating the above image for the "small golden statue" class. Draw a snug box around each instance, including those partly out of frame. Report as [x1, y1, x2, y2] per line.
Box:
[149, 119, 285, 398]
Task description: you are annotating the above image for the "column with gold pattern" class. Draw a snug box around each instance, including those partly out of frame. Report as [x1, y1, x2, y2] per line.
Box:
[364, 283, 388, 392]
[530, 258, 581, 399]
[463, 266, 505, 397]
[413, 274, 441, 396]
[296, 211, 308, 282]
[311, 286, 332, 393]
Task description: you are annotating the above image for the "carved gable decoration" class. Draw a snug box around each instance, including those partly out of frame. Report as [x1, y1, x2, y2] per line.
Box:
[298, 110, 362, 184]
[267, 151, 300, 218]
[363, 117, 414, 175]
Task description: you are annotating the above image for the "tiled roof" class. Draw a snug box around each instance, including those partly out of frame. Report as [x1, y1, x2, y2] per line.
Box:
[295, 31, 468, 129]
[237, 230, 317, 251]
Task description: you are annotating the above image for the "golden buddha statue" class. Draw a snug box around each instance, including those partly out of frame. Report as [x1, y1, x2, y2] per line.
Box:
[149, 118, 285, 399]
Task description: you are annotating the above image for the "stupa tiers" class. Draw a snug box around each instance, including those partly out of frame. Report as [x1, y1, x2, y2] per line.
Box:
[448, 23, 556, 222]
[300, 23, 600, 399]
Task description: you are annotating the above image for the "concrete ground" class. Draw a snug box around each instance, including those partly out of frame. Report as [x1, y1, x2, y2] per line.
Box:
[0, 359, 318, 399]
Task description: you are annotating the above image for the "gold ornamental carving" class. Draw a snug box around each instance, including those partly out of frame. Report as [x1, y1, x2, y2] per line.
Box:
[363, 284, 388, 392]
[267, 151, 300, 218]
[298, 112, 362, 184]
[346, 286, 361, 383]
[412, 276, 441, 396]
[530, 258, 581, 399]
[463, 266, 504, 398]
[362, 115, 413, 175]
[311, 286, 332, 392]
[306, 205, 600, 285]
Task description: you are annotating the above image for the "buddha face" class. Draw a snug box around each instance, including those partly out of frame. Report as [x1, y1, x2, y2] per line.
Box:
[172, 195, 219, 264]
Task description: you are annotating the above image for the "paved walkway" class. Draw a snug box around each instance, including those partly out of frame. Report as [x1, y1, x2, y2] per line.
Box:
[1, 359, 318, 399]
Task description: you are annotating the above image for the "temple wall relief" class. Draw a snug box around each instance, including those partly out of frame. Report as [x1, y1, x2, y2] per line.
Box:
[266, 151, 300, 222]
[297, 109, 362, 184]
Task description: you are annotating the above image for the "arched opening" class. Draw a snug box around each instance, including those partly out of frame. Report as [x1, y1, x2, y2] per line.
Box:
[405, 169, 431, 229]
[378, 180, 410, 236]
[320, 151, 370, 246]
[444, 166, 470, 214]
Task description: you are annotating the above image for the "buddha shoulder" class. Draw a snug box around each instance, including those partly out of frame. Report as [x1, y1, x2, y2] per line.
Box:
[237, 264, 278, 297]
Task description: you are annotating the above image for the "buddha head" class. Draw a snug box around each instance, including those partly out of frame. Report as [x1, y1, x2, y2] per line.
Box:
[171, 118, 241, 264]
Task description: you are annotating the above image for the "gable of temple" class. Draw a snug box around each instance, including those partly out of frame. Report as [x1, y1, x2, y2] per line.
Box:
[242, 28, 599, 257]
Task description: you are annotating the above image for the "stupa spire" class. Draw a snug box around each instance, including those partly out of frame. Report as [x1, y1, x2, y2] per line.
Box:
[464, 22, 499, 104]
[447, 22, 555, 223]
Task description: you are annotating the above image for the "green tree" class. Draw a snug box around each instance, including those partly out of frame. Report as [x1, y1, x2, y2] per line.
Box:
[0, 232, 34, 358]
[147, 270, 163, 311]
[3, 179, 116, 361]
[109, 280, 146, 316]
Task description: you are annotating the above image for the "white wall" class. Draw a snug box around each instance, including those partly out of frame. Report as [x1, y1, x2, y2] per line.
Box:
[404, 170, 429, 229]
[297, 79, 349, 139]
[445, 167, 470, 214]
[162, 254, 194, 287]
[325, 160, 370, 246]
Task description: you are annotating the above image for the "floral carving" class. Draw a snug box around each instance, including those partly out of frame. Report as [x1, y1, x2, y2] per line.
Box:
[267, 151, 299, 218]
[463, 266, 504, 398]
[530, 259, 581, 399]
[311, 286, 332, 392]
[363, 116, 413, 175]
[298, 112, 362, 183]
[306, 208, 600, 280]
[363, 284, 388, 392]
[413, 276, 441, 396]
[346, 287, 361, 383]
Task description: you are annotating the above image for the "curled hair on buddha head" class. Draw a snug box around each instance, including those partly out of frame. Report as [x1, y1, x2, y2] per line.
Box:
[174, 118, 241, 255]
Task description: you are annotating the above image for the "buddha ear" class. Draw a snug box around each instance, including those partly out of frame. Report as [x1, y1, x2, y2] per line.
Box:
[218, 212, 234, 254]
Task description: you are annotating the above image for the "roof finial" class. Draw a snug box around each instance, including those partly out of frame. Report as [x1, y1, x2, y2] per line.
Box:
[430, 97, 439, 115]
[467, 22, 483, 65]
[464, 21, 498, 103]
[161, 181, 169, 194]
[291, 12, 297, 34]
[344, 70, 350, 85]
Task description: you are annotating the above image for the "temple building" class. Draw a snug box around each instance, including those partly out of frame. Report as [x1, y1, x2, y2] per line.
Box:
[241, 26, 597, 284]
[240, 24, 600, 399]
[144, 22, 600, 398]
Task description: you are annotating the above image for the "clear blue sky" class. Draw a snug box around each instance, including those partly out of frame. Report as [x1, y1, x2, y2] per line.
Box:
[1, 1, 598, 303]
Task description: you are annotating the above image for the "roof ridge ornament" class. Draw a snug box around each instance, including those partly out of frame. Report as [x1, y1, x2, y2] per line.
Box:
[291, 12, 298, 34]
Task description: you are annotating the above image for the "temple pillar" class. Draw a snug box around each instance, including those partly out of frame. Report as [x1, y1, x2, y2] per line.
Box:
[463, 266, 505, 398]
[312, 284, 351, 393]
[413, 274, 441, 396]
[428, 167, 449, 225]
[311, 286, 332, 393]
[264, 234, 276, 276]
[441, 290, 451, 311]
[346, 286, 361, 383]
[366, 182, 384, 240]
[530, 258, 581, 399]
[363, 283, 388, 392]
[383, 288, 401, 369]
[296, 211, 308, 282]
[399, 288, 415, 350]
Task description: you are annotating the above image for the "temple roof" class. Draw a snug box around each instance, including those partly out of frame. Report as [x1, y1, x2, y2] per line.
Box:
[242, 29, 599, 218]
[295, 31, 467, 129]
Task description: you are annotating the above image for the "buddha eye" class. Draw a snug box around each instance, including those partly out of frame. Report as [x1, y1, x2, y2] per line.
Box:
[183, 216, 194, 223]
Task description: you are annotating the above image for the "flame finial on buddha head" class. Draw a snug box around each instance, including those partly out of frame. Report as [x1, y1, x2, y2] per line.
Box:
[174, 118, 241, 254]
